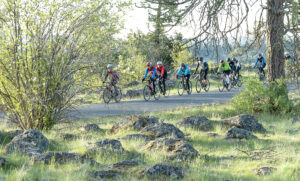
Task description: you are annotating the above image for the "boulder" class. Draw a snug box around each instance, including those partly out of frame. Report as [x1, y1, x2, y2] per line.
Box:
[165, 80, 176, 87]
[206, 133, 219, 137]
[126, 81, 140, 87]
[140, 164, 184, 179]
[140, 123, 184, 139]
[0, 157, 7, 167]
[110, 160, 140, 170]
[33, 151, 98, 166]
[179, 116, 213, 131]
[5, 130, 49, 156]
[292, 117, 299, 124]
[6, 130, 24, 139]
[88, 139, 125, 153]
[224, 114, 266, 132]
[80, 124, 102, 132]
[61, 134, 77, 140]
[256, 167, 276, 176]
[125, 89, 143, 98]
[86, 170, 120, 180]
[143, 138, 198, 161]
[225, 127, 257, 139]
[111, 116, 158, 133]
[121, 134, 153, 141]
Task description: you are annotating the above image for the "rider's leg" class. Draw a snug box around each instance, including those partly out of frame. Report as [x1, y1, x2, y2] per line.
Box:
[152, 79, 156, 93]
[186, 74, 191, 90]
[203, 70, 208, 85]
[162, 77, 166, 94]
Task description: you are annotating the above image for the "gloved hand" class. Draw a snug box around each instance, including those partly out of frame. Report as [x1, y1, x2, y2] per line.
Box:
[142, 78, 145, 82]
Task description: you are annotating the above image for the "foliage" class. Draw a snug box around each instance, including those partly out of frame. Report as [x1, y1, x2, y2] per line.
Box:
[0, 0, 128, 129]
[232, 78, 293, 114]
[171, 43, 193, 68]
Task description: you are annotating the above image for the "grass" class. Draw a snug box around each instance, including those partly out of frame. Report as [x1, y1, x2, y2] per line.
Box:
[0, 91, 300, 180]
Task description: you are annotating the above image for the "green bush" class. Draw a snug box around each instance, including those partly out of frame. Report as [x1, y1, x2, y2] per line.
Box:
[231, 78, 293, 114]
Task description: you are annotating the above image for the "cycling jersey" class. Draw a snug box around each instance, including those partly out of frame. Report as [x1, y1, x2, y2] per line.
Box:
[218, 62, 231, 73]
[144, 66, 157, 79]
[104, 70, 119, 83]
[195, 61, 209, 72]
[177, 65, 191, 76]
[255, 57, 266, 68]
[156, 65, 167, 78]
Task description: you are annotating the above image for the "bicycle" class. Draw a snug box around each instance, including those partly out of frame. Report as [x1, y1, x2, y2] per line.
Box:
[102, 82, 122, 104]
[230, 72, 243, 88]
[256, 67, 266, 81]
[143, 77, 160, 101]
[218, 73, 231, 92]
[195, 72, 210, 93]
[177, 74, 192, 96]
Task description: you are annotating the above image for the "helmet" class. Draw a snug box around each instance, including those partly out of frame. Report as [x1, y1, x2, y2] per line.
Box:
[146, 62, 152, 66]
[233, 57, 237, 61]
[227, 58, 231, 61]
[107, 64, 113, 69]
[181, 63, 185, 67]
[157, 61, 163, 65]
[285, 52, 289, 55]
[258, 53, 262, 57]
[199, 57, 203, 62]
[221, 60, 224, 63]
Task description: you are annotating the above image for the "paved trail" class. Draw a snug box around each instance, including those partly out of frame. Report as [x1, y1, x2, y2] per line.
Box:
[72, 89, 240, 119]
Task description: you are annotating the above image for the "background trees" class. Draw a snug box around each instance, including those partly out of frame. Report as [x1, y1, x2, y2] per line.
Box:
[0, 0, 128, 129]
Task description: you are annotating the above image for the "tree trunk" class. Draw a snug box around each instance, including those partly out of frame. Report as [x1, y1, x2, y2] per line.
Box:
[266, 0, 285, 82]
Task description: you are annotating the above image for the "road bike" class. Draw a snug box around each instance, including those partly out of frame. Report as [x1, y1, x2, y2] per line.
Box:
[256, 67, 266, 81]
[195, 71, 210, 93]
[218, 73, 231, 92]
[102, 82, 122, 104]
[230, 73, 243, 88]
[143, 77, 160, 101]
[177, 74, 192, 96]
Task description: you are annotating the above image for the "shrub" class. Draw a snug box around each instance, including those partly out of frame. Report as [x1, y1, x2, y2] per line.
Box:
[231, 78, 293, 114]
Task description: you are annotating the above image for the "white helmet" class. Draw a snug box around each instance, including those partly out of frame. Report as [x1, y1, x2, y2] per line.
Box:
[157, 61, 163, 65]
[107, 64, 113, 69]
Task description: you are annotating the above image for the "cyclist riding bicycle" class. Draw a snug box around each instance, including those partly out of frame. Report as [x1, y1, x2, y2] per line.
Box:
[194, 57, 209, 84]
[156, 61, 167, 95]
[217, 60, 231, 84]
[176, 63, 191, 93]
[103, 64, 119, 86]
[254, 53, 266, 76]
[233, 58, 241, 78]
[142, 62, 157, 95]
[227, 58, 236, 75]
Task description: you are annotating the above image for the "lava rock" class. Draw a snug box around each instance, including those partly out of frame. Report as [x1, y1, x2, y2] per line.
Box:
[224, 114, 266, 132]
[179, 116, 213, 131]
[111, 116, 158, 133]
[225, 127, 257, 139]
[140, 123, 184, 139]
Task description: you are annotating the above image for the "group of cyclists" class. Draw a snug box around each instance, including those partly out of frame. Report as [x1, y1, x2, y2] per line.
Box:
[102, 52, 298, 99]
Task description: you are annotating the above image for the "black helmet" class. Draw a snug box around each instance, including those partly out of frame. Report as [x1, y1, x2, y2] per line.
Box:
[181, 63, 185, 67]
[199, 57, 203, 62]
[227, 58, 231, 61]
[258, 53, 262, 57]
[221, 60, 224, 63]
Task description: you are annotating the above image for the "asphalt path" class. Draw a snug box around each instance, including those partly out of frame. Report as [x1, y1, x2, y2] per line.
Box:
[72, 89, 240, 119]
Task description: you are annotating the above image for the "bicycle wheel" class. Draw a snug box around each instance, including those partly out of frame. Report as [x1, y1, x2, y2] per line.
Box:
[177, 81, 184, 96]
[218, 79, 224, 92]
[226, 81, 232, 92]
[188, 81, 192, 94]
[103, 88, 112, 104]
[143, 85, 151, 101]
[164, 84, 171, 97]
[196, 79, 202, 93]
[114, 86, 122, 103]
[237, 75, 243, 87]
[154, 89, 160, 100]
[204, 79, 210, 92]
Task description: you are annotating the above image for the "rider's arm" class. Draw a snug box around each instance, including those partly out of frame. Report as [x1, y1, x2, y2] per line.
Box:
[144, 69, 149, 79]
[103, 72, 108, 82]
[152, 67, 157, 79]
[195, 62, 200, 73]
[217, 65, 222, 73]
[177, 67, 182, 76]
[161, 67, 165, 77]
[254, 58, 258, 68]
